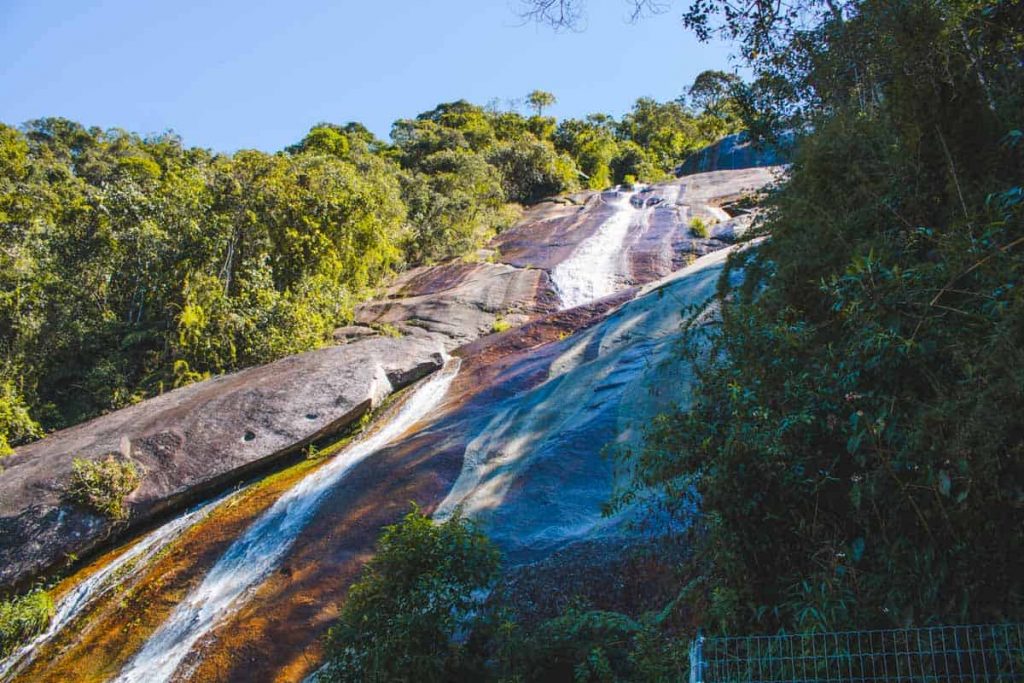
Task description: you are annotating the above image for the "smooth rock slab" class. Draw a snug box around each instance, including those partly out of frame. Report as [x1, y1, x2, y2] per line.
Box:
[356, 261, 558, 348]
[0, 335, 446, 591]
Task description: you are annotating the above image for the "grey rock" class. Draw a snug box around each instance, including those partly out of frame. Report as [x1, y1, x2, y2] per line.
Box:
[0, 335, 445, 591]
[355, 261, 558, 349]
[331, 325, 376, 343]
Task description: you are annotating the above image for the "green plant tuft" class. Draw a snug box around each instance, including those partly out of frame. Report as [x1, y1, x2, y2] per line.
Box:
[67, 455, 141, 521]
[491, 316, 513, 334]
[0, 589, 54, 658]
[689, 216, 710, 238]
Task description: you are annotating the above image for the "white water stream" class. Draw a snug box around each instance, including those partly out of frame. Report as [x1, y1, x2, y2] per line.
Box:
[114, 360, 460, 683]
[550, 185, 648, 309]
[0, 493, 231, 680]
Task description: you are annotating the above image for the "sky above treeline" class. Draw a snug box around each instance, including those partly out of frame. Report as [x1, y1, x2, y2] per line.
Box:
[1, 0, 737, 152]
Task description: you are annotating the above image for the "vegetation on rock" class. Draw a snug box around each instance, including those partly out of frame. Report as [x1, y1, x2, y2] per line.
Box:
[0, 589, 53, 659]
[688, 217, 709, 238]
[67, 455, 140, 520]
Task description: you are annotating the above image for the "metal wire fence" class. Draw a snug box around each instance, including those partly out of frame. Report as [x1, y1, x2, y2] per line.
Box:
[689, 624, 1024, 682]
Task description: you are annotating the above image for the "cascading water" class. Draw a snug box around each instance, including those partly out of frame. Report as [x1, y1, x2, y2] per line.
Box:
[550, 185, 649, 309]
[433, 245, 747, 560]
[0, 493, 231, 680]
[114, 360, 460, 683]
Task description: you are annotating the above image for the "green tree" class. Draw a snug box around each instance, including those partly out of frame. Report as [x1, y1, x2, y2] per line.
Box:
[616, 0, 1024, 634]
[686, 70, 741, 116]
[526, 90, 557, 117]
[401, 148, 512, 263]
[554, 116, 620, 189]
[486, 137, 579, 204]
[617, 98, 702, 174]
[321, 507, 501, 682]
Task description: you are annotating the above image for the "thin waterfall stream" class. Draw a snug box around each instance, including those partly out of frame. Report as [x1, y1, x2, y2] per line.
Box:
[0, 494, 232, 680]
[550, 185, 649, 309]
[114, 360, 460, 683]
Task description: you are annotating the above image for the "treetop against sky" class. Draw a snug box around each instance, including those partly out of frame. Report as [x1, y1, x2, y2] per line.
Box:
[0, 0, 735, 151]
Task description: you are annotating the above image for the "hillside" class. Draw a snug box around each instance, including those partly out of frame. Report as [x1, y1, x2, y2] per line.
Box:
[0, 158, 781, 679]
[1, 0, 1022, 680]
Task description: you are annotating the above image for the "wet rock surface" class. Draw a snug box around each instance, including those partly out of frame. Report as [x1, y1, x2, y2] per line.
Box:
[433, 245, 744, 562]
[494, 537, 692, 628]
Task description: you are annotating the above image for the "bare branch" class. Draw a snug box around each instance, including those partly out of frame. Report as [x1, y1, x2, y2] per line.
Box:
[627, 0, 672, 23]
[516, 0, 586, 30]
[517, 0, 671, 30]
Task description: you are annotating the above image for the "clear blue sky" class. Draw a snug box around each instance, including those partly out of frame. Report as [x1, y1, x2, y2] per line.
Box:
[1, 0, 737, 152]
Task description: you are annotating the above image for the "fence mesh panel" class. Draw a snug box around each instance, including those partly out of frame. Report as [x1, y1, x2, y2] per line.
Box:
[691, 624, 1024, 682]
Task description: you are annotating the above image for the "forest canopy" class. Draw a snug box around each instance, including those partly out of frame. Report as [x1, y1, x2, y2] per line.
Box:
[0, 90, 738, 450]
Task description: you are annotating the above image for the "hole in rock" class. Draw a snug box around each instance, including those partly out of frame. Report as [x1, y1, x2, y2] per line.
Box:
[243, 430, 256, 442]
[305, 413, 319, 420]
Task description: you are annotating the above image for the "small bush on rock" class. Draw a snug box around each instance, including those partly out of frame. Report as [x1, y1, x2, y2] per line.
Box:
[67, 455, 140, 521]
[491, 316, 512, 334]
[689, 217, 710, 238]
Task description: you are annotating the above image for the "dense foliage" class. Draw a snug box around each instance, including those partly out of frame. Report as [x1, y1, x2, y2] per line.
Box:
[321, 510, 693, 682]
[624, 0, 1024, 635]
[0, 589, 53, 659]
[0, 92, 733, 448]
[321, 507, 501, 682]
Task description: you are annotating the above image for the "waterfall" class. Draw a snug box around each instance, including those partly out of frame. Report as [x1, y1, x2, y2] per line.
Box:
[0, 493, 231, 680]
[550, 185, 648, 309]
[114, 360, 460, 683]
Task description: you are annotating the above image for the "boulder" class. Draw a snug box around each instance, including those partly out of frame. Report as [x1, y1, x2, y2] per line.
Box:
[0, 335, 446, 591]
[677, 131, 794, 175]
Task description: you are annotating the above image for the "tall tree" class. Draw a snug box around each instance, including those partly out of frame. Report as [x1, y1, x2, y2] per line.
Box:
[526, 90, 557, 116]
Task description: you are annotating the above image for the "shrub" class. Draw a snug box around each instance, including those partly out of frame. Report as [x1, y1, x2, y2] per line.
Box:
[321, 506, 501, 682]
[67, 455, 140, 520]
[0, 589, 54, 658]
[689, 217, 709, 238]
[491, 316, 512, 334]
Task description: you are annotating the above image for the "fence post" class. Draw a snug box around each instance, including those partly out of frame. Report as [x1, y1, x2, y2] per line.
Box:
[690, 631, 705, 683]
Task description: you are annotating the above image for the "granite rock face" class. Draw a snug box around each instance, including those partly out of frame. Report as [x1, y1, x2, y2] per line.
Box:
[0, 335, 446, 590]
[677, 131, 793, 175]
[355, 168, 782, 349]
[355, 261, 559, 349]
[432, 245, 749, 562]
